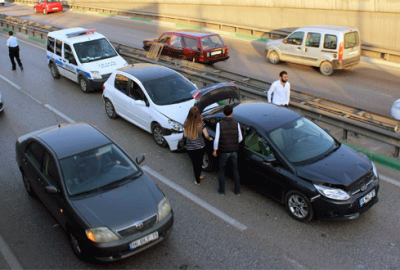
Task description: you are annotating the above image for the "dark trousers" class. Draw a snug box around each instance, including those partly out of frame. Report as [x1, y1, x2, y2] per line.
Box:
[9, 46, 22, 69]
[187, 147, 205, 183]
[218, 152, 240, 194]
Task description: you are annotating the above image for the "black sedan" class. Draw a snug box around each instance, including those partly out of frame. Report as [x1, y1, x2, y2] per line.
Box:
[201, 101, 379, 221]
[16, 123, 173, 261]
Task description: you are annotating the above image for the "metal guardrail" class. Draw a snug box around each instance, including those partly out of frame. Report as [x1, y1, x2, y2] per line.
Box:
[10, 0, 400, 63]
[1, 14, 400, 158]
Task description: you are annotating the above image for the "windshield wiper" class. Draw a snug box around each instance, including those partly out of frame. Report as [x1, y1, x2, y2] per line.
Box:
[98, 172, 142, 191]
[170, 97, 193, 104]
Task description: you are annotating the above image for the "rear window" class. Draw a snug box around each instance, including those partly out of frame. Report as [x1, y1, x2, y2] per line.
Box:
[344, 32, 359, 49]
[200, 35, 224, 50]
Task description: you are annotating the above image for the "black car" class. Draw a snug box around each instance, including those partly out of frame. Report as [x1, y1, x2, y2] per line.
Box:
[201, 101, 379, 221]
[16, 123, 173, 261]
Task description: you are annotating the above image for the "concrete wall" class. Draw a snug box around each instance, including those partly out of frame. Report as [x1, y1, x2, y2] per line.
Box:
[64, 1, 400, 49]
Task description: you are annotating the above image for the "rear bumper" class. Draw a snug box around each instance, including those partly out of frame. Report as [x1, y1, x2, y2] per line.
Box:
[201, 56, 230, 64]
[332, 55, 360, 69]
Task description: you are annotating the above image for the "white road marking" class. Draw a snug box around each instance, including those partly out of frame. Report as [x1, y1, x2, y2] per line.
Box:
[0, 74, 22, 90]
[142, 166, 248, 232]
[379, 174, 400, 188]
[0, 74, 43, 104]
[44, 104, 76, 123]
[0, 233, 23, 269]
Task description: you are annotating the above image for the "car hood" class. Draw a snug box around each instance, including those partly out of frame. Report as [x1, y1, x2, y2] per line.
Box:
[266, 39, 283, 47]
[296, 144, 372, 186]
[81, 55, 127, 75]
[71, 175, 162, 231]
[154, 99, 195, 125]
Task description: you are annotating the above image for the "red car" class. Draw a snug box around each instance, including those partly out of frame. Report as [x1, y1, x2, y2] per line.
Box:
[143, 30, 229, 64]
[34, 0, 63, 15]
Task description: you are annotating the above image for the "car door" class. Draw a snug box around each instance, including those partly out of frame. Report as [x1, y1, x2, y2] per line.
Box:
[302, 32, 322, 66]
[157, 33, 171, 55]
[62, 43, 79, 83]
[36, 0, 45, 11]
[239, 127, 287, 200]
[23, 141, 45, 196]
[168, 34, 183, 58]
[182, 36, 200, 61]
[111, 74, 131, 119]
[280, 31, 305, 63]
[126, 79, 152, 131]
[54, 39, 66, 77]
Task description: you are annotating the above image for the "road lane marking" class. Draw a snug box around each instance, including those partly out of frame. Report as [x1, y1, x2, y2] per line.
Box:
[379, 174, 400, 188]
[44, 104, 76, 123]
[0, 233, 23, 270]
[142, 166, 248, 232]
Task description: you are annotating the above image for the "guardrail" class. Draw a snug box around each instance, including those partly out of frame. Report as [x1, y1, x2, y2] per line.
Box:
[10, 0, 400, 63]
[1, 14, 400, 159]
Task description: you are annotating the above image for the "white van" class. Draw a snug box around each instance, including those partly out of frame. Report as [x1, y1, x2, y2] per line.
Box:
[47, 28, 128, 92]
[265, 25, 361, 75]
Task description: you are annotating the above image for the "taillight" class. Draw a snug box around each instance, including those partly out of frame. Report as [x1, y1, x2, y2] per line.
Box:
[102, 85, 105, 92]
[225, 48, 229, 55]
[338, 42, 344, 60]
[192, 90, 202, 99]
[199, 54, 205, 61]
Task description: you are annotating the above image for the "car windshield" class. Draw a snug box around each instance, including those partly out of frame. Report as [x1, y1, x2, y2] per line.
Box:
[268, 117, 337, 165]
[142, 74, 196, 105]
[73, 38, 117, 63]
[201, 35, 224, 50]
[59, 143, 142, 196]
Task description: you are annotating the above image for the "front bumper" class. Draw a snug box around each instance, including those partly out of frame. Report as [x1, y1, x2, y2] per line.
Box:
[82, 212, 173, 261]
[201, 56, 230, 64]
[87, 78, 108, 91]
[164, 132, 183, 151]
[311, 180, 379, 221]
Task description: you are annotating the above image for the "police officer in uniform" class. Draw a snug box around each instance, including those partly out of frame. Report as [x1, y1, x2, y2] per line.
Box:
[7, 31, 23, 71]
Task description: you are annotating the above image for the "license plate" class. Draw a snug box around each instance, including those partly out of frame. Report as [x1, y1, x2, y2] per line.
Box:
[53, 8, 59, 10]
[211, 51, 221, 56]
[129, 232, 159, 250]
[359, 189, 376, 207]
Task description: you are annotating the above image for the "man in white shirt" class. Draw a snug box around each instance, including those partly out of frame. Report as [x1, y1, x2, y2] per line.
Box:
[264, 71, 290, 106]
[7, 31, 23, 71]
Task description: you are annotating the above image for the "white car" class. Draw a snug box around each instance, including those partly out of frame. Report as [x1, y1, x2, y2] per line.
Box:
[102, 63, 240, 150]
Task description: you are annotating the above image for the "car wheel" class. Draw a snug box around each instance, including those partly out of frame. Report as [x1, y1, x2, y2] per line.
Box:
[68, 231, 89, 261]
[285, 191, 313, 222]
[22, 174, 35, 197]
[152, 123, 167, 147]
[105, 99, 118, 119]
[320, 62, 334, 76]
[202, 150, 214, 172]
[79, 76, 90, 93]
[268, 51, 280, 64]
[50, 63, 61, 79]
[43, 8, 47, 15]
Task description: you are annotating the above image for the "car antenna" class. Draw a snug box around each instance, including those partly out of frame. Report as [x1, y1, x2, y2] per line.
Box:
[47, 106, 61, 128]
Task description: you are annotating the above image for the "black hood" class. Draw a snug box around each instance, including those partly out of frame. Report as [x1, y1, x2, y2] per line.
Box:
[296, 144, 372, 186]
[71, 174, 164, 231]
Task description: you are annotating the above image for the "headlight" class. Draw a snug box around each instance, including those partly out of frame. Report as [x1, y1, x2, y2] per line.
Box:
[85, 227, 120, 243]
[157, 197, 171, 222]
[371, 162, 378, 178]
[314, 184, 350, 201]
[168, 119, 183, 132]
[90, 71, 102, 79]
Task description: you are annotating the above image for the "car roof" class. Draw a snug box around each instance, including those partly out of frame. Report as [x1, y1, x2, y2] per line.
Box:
[297, 25, 359, 33]
[163, 30, 218, 38]
[48, 28, 106, 43]
[203, 100, 301, 132]
[118, 63, 180, 83]
[32, 123, 111, 159]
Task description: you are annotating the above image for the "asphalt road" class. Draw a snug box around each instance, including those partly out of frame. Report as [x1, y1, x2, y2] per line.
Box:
[2, 3, 400, 118]
[0, 5, 400, 270]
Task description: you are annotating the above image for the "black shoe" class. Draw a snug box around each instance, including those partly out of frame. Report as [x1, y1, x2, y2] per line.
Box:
[217, 189, 225, 196]
[20, 66, 23, 71]
[11, 68, 16, 70]
[232, 189, 241, 196]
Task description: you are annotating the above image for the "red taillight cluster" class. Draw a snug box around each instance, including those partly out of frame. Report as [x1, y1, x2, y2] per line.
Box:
[192, 90, 202, 100]
[102, 85, 105, 92]
[225, 48, 229, 56]
[338, 42, 344, 61]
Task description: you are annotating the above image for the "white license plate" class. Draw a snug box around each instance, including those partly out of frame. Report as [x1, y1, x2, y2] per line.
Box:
[53, 8, 59, 10]
[129, 231, 159, 250]
[359, 189, 376, 207]
[211, 51, 221, 56]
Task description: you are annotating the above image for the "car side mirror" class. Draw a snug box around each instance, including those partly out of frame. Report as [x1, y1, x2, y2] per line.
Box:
[263, 155, 276, 165]
[283, 39, 288, 44]
[134, 100, 146, 106]
[324, 128, 330, 133]
[136, 154, 146, 165]
[45, 185, 59, 194]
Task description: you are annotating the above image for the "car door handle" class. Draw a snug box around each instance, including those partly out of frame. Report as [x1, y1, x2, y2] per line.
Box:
[297, 47, 301, 50]
[38, 178, 43, 184]
[304, 48, 308, 52]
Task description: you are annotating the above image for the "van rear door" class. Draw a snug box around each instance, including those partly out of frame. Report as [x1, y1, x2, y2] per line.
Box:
[342, 31, 360, 60]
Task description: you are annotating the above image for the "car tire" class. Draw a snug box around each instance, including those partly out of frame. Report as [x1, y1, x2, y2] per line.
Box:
[202, 150, 214, 172]
[268, 51, 280, 64]
[105, 99, 118, 119]
[79, 76, 90, 93]
[285, 190, 313, 222]
[43, 8, 47, 15]
[22, 173, 36, 197]
[320, 62, 334, 76]
[68, 231, 89, 261]
[50, 63, 61, 79]
[152, 123, 167, 147]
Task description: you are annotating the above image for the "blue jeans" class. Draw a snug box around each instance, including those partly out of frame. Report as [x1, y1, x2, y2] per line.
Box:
[218, 152, 240, 194]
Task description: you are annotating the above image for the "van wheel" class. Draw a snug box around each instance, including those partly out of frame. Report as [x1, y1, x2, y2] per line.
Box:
[152, 123, 167, 147]
[320, 62, 333, 76]
[43, 8, 47, 15]
[105, 99, 118, 119]
[268, 51, 280, 64]
[79, 76, 90, 93]
[285, 191, 313, 222]
[50, 63, 61, 79]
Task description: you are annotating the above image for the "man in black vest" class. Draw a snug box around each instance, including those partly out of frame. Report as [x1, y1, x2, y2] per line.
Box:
[213, 104, 243, 196]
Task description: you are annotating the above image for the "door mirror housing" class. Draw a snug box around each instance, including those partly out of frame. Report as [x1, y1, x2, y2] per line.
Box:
[134, 100, 146, 106]
[283, 39, 288, 44]
[45, 185, 59, 194]
[263, 155, 276, 164]
[136, 154, 146, 165]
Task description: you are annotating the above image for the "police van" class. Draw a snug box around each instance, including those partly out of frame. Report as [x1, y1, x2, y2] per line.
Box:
[47, 28, 128, 92]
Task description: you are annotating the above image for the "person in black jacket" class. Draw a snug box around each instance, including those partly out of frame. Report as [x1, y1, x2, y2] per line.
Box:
[213, 104, 243, 196]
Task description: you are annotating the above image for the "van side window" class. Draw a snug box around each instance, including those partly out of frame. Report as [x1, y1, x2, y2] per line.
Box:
[47, 37, 55, 53]
[114, 74, 129, 95]
[286, 32, 304, 45]
[305, 32, 321, 48]
[344, 32, 359, 49]
[324, 35, 337, 50]
[183, 37, 198, 50]
[55, 40, 62, 57]
[64, 44, 77, 65]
